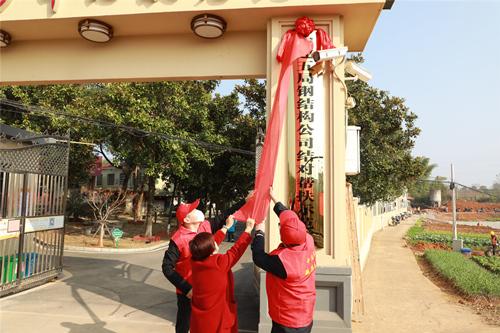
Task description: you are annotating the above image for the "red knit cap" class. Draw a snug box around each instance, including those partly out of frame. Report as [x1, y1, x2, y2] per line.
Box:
[279, 210, 306, 245]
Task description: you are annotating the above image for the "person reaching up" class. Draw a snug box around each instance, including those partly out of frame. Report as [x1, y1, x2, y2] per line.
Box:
[252, 187, 316, 333]
[189, 216, 256, 333]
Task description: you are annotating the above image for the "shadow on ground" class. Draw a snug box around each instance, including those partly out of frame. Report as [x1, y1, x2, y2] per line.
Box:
[61, 234, 259, 332]
[61, 255, 178, 332]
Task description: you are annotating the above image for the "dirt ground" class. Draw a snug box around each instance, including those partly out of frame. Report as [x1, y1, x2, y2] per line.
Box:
[408, 242, 450, 253]
[422, 219, 499, 234]
[435, 211, 500, 221]
[353, 217, 499, 333]
[64, 216, 173, 248]
[406, 219, 500, 326]
[415, 254, 500, 326]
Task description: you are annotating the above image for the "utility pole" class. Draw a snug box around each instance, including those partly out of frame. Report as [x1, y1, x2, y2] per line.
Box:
[450, 164, 463, 251]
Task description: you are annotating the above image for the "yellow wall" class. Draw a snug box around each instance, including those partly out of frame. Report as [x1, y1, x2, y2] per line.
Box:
[0, 32, 267, 84]
[355, 197, 410, 269]
[0, 1, 386, 84]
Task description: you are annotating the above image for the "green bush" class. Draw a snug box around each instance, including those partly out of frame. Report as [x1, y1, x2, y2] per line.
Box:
[406, 220, 490, 249]
[424, 249, 500, 296]
[472, 256, 500, 274]
[66, 191, 92, 219]
[406, 218, 424, 243]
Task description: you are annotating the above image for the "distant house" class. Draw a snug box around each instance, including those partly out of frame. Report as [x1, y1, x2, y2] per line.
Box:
[90, 157, 174, 215]
[92, 157, 168, 193]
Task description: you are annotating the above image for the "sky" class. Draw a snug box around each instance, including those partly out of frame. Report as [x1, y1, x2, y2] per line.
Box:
[216, 0, 500, 187]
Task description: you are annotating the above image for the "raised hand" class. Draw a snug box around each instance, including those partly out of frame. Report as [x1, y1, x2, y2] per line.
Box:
[225, 215, 235, 229]
[245, 218, 256, 233]
[255, 220, 266, 233]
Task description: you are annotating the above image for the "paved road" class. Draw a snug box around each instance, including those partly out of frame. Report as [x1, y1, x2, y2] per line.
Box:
[353, 217, 499, 333]
[0, 240, 259, 333]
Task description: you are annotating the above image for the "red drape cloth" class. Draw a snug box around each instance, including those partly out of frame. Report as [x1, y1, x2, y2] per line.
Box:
[234, 18, 333, 224]
[233, 31, 312, 223]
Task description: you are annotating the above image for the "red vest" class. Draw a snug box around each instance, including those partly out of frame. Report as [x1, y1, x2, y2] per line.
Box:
[266, 234, 316, 328]
[171, 220, 211, 294]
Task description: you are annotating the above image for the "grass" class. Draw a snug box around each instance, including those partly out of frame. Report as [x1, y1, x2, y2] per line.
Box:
[424, 249, 500, 296]
[406, 219, 491, 249]
[472, 256, 500, 274]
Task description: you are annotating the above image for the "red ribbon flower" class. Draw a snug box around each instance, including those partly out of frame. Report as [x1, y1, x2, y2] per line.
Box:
[295, 17, 316, 38]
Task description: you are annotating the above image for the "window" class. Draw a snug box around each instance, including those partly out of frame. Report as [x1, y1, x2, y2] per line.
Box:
[107, 174, 115, 186]
[96, 175, 103, 186]
[119, 173, 125, 186]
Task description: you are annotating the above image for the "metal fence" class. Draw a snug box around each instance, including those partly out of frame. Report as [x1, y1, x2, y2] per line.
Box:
[0, 133, 69, 297]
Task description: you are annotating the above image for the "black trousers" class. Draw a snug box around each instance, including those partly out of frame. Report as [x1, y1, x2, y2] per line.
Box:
[271, 321, 313, 333]
[175, 294, 191, 333]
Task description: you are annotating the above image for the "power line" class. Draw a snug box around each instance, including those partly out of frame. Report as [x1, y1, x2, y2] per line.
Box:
[0, 99, 255, 156]
[418, 178, 497, 198]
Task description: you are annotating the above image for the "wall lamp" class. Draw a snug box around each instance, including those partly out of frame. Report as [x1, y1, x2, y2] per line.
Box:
[191, 14, 227, 39]
[0, 30, 11, 48]
[78, 19, 113, 43]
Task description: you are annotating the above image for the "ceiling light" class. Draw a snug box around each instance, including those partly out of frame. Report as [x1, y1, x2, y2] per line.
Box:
[0, 30, 11, 48]
[78, 19, 113, 43]
[191, 14, 227, 39]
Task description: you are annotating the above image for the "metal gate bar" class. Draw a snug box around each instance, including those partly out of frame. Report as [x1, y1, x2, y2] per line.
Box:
[0, 132, 69, 297]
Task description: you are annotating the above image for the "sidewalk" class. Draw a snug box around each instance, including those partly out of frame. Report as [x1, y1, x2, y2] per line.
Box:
[0, 240, 258, 333]
[353, 217, 498, 333]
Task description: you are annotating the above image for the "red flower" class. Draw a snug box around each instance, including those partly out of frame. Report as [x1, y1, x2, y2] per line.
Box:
[295, 17, 315, 37]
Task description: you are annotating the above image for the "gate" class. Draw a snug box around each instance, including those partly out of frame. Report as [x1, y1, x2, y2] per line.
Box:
[0, 131, 69, 297]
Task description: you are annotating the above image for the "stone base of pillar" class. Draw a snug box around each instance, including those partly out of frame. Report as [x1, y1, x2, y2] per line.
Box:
[258, 267, 352, 333]
[452, 239, 464, 252]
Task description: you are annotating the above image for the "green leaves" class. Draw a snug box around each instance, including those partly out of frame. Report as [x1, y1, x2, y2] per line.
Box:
[425, 249, 500, 296]
[472, 256, 500, 274]
[346, 56, 427, 204]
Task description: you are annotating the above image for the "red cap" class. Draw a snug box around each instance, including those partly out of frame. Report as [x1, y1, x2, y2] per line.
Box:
[279, 210, 306, 246]
[176, 199, 200, 224]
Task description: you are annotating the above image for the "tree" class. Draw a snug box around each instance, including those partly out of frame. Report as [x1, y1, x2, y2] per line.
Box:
[81, 81, 224, 237]
[178, 82, 263, 213]
[0, 85, 98, 187]
[346, 56, 428, 204]
[86, 190, 128, 248]
[408, 157, 439, 206]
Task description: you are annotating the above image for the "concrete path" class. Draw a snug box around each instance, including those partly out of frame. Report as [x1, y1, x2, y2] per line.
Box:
[0, 240, 258, 333]
[353, 217, 498, 333]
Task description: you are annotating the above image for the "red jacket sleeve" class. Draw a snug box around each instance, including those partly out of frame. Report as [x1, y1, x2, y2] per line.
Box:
[214, 229, 225, 245]
[217, 232, 252, 271]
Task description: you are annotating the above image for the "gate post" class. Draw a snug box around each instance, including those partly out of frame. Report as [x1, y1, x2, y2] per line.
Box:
[16, 173, 28, 283]
[258, 16, 352, 333]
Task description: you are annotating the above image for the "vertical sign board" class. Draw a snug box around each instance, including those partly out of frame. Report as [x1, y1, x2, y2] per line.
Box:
[288, 48, 325, 247]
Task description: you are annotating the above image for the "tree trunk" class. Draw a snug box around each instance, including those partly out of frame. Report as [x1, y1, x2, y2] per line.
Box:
[98, 222, 104, 248]
[144, 175, 156, 238]
[134, 192, 144, 222]
[121, 165, 132, 192]
[133, 169, 145, 223]
[166, 180, 178, 233]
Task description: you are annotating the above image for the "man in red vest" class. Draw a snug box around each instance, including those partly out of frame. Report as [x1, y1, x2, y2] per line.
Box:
[161, 197, 247, 333]
[252, 188, 316, 333]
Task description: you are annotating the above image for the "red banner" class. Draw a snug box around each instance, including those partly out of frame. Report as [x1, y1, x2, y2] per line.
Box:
[234, 17, 333, 224]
